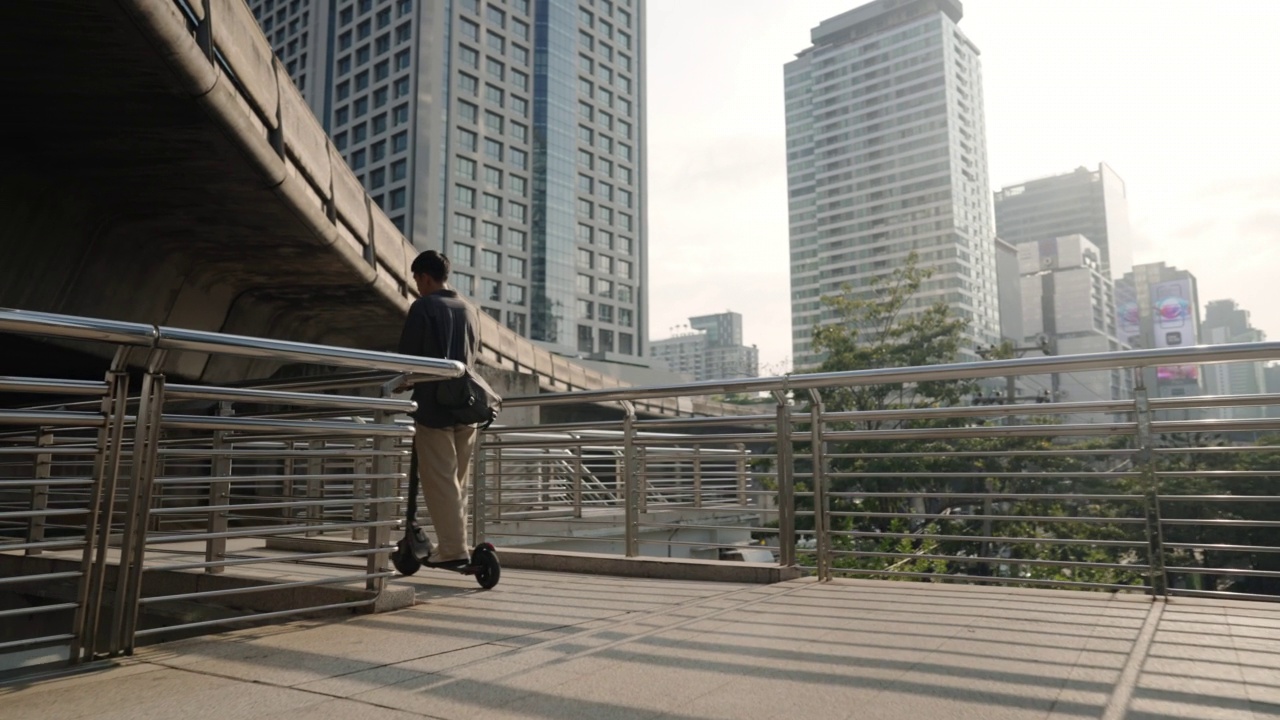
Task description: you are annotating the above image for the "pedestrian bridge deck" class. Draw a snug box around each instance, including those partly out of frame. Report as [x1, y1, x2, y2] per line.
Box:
[4, 570, 1277, 720]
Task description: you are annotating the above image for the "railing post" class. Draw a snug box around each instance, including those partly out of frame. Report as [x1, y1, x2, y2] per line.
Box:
[25, 428, 53, 555]
[735, 442, 748, 507]
[1134, 378, 1169, 597]
[114, 350, 167, 656]
[471, 430, 487, 547]
[206, 402, 232, 573]
[573, 444, 584, 519]
[692, 446, 703, 509]
[621, 400, 638, 557]
[493, 445, 503, 525]
[368, 410, 395, 593]
[808, 389, 830, 582]
[773, 390, 796, 568]
[305, 439, 323, 536]
[636, 446, 648, 515]
[76, 350, 130, 662]
[352, 437, 370, 541]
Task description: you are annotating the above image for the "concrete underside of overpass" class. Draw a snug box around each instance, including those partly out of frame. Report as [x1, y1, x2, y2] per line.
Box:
[0, 1, 409, 383]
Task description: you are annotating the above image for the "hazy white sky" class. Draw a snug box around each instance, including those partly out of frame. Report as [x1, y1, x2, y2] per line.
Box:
[645, 0, 1280, 372]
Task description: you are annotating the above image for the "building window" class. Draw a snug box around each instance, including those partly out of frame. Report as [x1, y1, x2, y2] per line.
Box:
[578, 149, 594, 169]
[389, 187, 406, 209]
[507, 256, 526, 278]
[487, 4, 505, 28]
[578, 248, 594, 268]
[578, 299, 594, 320]
[351, 149, 366, 170]
[506, 311, 526, 335]
[454, 214, 475, 237]
[352, 123, 368, 143]
[459, 100, 478, 124]
[618, 308, 632, 327]
[454, 243, 475, 266]
[395, 49, 411, 70]
[484, 165, 503, 188]
[511, 96, 528, 116]
[620, 236, 633, 255]
[578, 125, 593, 144]
[485, 110, 503, 134]
[459, 45, 479, 68]
[507, 283, 526, 305]
[486, 57, 505, 81]
[620, 213, 633, 231]
[485, 84, 504, 106]
[375, 59, 390, 80]
[371, 140, 386, 161]
[392, 131, 408, 152]
[375, 33, 390, 55]
[371, 113, 387, 134]
[458, 127, 478, 152]
[482, 193, 502, 215]
[456, 155, 476, 179]
[577, 223, 593, 244]
[484, 138, 503, 161]
[460, 18, 479, 41]
[510, 175, 527, 196]
[599, 230, 614, 249]
[577, 273, 593, 294]
[507, 228, 526, 250]
[578, 325, 593, 353]
[511, 69, 529, 90]
[487, 31, 505, 54]
[453, 272, 475, 295]
[459, 72, 478, 95]
[618, 284, 632, 302]
[369, 168, 386, 189]
[509, 148, 528, 169]
[455, 185, 476, 208]
[394, 76, 410, 98]
[577, 199, 593, 218]
[395, 21, 411, 43]
[618, 259, 632, 279]
[393, 104, 409, 125]
[508, 202, 526, 222]
[598, 304, 613, 324]
[619, 332, 633, 355]
[599, 206, 613, 225]
[511, 44, 529, 65]
[482, 221, 501, 243]
[481, 249, 501, 272]
[598, 329, 614, 352]
[481, 277, 501, 302]
[512, 18, 530, 41]
[578, 173, 593, 193]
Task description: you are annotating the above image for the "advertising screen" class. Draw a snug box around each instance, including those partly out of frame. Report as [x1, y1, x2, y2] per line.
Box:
[1150, 278, 1198, 381]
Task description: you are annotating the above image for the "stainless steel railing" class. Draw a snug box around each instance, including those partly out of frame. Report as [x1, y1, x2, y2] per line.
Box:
[484, 341, 1280, 599]
[0, 307, 461, 669]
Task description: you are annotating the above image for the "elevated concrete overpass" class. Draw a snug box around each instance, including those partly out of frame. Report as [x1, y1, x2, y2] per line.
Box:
[0, 0, 722, 417]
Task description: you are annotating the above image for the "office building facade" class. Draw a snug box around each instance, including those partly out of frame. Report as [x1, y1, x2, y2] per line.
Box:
[1017, 236, 1129, 415]
[651, 312, 759, 381]
[249, 0, 647, 359]
[1116, 262, 1202, 398]
[1201, 299, 1269, 419]
[784, 0, 1002, 369]
[994, 163, 1133, 281]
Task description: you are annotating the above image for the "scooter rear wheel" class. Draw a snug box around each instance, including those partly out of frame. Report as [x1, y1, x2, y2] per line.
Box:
[472, 545, 500, 589]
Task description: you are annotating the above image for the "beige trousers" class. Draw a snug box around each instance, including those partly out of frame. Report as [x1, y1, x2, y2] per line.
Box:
[414, 423, 478, 562]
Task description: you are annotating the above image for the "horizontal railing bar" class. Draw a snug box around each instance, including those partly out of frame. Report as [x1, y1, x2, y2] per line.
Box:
[0, 410, 106, 428]
[1153, 418, 1280, 434]
[1160, 495, 1280, 502]
[0, 308, 157, 345]
[164, 384, 417, 412]
[1155, 471, 1280, 478]
[826, 530, 1146, 548]
[0, 603, 79, 619]
[828, 511, 1146, 524]
[0, 478, 97, 488]
[149, 497, 396, 515]
[0, 571, 83, 586]
[824, 567, 1146, 592]
[1164, 542, 1280, 554]
[143, 520, 399, 544]
[823, 423, 1135, 442]
[0, 508, 88, 520]
[824, 472, 1138, 480]
[830, 549, 1148, 572]
[1165, 588, 1280, 603]
[827, 492, 1144, 501]
[151, 548, 386, 572]
[820, 398, 1133, 424]
[825, 448, 1135, 458]
[502, 340, 1280, 407]
[0, 377, 108, 396]
[1161, 518, 1280, 527]
[1151, 392, 1280, 411]
[159, 448, 408, 457]
[152, 473, 402, 486]
[0, 634, 77, 653]
[1165, 566, 1280, 578]
[160, 414, 413, 436]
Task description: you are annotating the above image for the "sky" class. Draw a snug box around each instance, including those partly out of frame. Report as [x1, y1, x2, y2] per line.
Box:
[644, 0, 1280, 373]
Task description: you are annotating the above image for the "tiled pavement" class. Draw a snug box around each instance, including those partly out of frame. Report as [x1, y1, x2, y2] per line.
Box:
[3, 570, 1278, 719]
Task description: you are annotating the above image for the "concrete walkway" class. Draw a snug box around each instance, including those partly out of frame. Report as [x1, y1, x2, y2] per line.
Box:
[3, 571, 1278, 719]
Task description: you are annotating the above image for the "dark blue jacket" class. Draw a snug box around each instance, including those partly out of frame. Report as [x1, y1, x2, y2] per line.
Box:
[397, 289, 478, 428]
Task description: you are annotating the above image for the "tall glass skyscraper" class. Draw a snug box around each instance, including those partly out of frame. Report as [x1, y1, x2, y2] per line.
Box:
[249, 0, 646, 358]
[784, 0, 1001, 369]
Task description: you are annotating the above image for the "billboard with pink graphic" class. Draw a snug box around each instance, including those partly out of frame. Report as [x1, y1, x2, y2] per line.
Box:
[1151, 278, 1198, 381]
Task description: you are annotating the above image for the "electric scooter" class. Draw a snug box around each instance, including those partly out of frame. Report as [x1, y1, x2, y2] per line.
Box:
[390, 451, 500, 589]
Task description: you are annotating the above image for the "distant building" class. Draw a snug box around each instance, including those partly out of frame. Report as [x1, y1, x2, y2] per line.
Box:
[994, 237, 1023, 343]
[994, 164, 1133, 280]
[249, 0, 648, 359]
[1116, 262, 1203, 399]
[1018, 236, 1130, 416]
[651, 312, 759, 382]
[784, 0, 1002, 369]
[1201, 299, 1269, 419]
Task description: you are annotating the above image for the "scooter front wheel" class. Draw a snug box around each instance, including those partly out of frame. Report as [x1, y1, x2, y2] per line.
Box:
[472, 544, 500, 589]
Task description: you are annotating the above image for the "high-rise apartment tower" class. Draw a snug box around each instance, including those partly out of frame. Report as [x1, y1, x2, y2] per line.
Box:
[249, 0, 647, 358]
[784, 0, 1002, 369]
